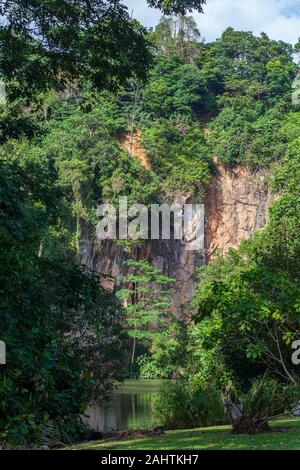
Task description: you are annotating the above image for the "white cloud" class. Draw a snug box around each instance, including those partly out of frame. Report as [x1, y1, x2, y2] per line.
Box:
[123, 0, 300, 45]
[124, 0, 161, 27]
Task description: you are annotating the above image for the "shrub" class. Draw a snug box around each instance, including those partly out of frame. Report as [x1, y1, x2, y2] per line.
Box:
[222, 375, 300, 434]
[0, 259, 123, 446]
[153, 380, 227, 429]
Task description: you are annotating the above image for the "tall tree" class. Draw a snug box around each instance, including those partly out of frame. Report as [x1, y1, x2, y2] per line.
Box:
[0, 1, 151, 101]
[0, 1, 208, 102]
[117, 260, 175, 365]
[154, 15, 202, 60]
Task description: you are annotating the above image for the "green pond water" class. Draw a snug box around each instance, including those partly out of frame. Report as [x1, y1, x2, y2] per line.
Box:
[87, 379, 163, 432]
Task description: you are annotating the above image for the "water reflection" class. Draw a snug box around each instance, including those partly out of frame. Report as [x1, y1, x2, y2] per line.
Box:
[87, 379, 162, 432]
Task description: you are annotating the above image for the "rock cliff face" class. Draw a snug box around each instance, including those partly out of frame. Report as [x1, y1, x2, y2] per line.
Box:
[121, 131, 152, 170]
[80, 159, 273, 317]
[80, 237, 203, 319]
[205, 159, 274, 262]
[80, 191, 204, 319]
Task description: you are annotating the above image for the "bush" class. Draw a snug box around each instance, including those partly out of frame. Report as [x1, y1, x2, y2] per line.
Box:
[222, 375, 300, 434]
[138, 321, 189, 379]
[153, 380, 227, 429]
[0, 260, 123, 446]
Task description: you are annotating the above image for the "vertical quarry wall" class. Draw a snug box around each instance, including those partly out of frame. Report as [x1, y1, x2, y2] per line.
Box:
[205, 159, 274, 262]
[80, 159, 273, 317]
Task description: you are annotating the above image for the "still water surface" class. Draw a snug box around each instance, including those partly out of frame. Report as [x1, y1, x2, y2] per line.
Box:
[87, 379, 163, 432]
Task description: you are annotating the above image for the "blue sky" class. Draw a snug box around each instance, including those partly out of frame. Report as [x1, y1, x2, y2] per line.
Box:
[123, 0, 300, 45]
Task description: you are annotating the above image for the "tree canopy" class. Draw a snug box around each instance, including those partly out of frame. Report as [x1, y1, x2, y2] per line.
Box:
[147, 0, 206, 15]
[0, 1, 152, 101]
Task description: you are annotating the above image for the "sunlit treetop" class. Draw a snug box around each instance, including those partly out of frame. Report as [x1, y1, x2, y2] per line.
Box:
[147, 0, 206, 15]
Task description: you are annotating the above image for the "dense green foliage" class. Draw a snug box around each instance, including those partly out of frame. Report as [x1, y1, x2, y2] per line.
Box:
[0, 1, 151, 102]
[0, 1, 207, 101]
[203, 29, 297, 166]
[193, 111, 300, 388]
[153, 379, 226, 429]
[147, 0, 206, 15]
[140, 22, 299, 433]
[0, 146, 123, 444]
[0, 3, 299, 443]
[225, 375, 299, 433]
[138, 320, 188, 379]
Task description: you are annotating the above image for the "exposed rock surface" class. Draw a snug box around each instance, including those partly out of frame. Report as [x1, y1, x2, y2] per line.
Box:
[81, 159, 273, 317]
[205, 159, 274, 262]
[122, 131, 152, 170]
[82, 238, 204, 318]
[80, 193, 204, 319]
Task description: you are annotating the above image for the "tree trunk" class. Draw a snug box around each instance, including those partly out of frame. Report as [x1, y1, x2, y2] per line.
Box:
[76, 210, 80, 256]
[222, 388, 244, 428]
[131, 336, 136, 365]
[222, 387, 269, 434]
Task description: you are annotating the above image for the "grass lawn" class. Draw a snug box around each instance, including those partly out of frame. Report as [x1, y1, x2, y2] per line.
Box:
[68, 418, 300, 451]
